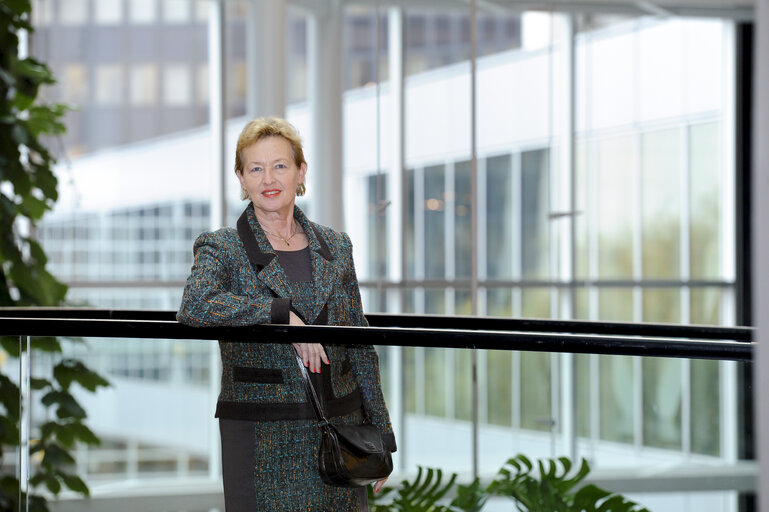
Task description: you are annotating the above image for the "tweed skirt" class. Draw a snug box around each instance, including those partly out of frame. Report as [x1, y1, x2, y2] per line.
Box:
[220, 409, 369, 512]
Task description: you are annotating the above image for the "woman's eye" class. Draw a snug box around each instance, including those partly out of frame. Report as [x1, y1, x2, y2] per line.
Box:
[276, 163, 286, 169]
[250, 167, 262, 173]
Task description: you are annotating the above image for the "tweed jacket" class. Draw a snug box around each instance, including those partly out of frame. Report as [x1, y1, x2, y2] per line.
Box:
[177, 203, 396, 452]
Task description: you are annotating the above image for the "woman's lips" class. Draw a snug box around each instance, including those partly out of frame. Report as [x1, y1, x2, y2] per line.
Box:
[262, 190, 281, 197]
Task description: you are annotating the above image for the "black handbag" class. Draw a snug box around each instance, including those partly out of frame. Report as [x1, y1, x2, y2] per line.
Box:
[295, 352, 393, 488]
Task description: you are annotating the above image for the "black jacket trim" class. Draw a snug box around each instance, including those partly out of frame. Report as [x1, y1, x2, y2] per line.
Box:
[215, 388, 363, 421]
[233, 367, 284, 384]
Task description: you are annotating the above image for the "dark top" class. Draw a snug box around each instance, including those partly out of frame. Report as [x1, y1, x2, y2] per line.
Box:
[275, 246, 313, 282]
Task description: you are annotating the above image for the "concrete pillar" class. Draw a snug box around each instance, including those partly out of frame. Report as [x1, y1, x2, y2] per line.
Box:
[246, 1, 287, 119]
[308, 1, 345, 231]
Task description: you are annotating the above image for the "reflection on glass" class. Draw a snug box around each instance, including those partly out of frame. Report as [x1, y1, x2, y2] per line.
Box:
[424, 165, 446, 279]
[691, 359, 720, 456]
[598, 135, 635, 279]
[404, 347, 417, 414]
[406, 169, 416, 279]
[599, 288, 633, 321]
[575, 354, 591, 437]
[643, 288, 680, 323]
[425, 289, 445, 315]
[487, 350, 512, 426]
[642, 128, 682, 279]
[575, 140, 589, 280]
[599, 355, 634, 443]
[691, 288, 722, 325]
[690, 122, 722, 279]
[521, 288, 550, 318]
[455, 349, 473, 421]
[455, 289, 472, 316]
[486, 155, 513, 280]
[520, 352, 551, 431]
[367, 174, 388, 283]
[486, 289, 512, 317]
[455, 161, 472, 278]
[521, 149, 549, 279]
[643, 357, 683, 450]
[425, 348, 447, 417]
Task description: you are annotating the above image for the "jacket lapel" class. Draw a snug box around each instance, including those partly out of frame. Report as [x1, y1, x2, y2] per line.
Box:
[237, 206, 292, 299]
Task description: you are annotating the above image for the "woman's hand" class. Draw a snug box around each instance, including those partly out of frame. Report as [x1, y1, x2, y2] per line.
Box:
[290, 312, 329, 373]
[373, 477, 388, 494]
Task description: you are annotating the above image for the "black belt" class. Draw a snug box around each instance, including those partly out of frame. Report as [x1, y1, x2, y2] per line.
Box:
[215, 388, 363, 422]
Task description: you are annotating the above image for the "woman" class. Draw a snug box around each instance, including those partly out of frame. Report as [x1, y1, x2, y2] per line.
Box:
[177, 117, 395, 511]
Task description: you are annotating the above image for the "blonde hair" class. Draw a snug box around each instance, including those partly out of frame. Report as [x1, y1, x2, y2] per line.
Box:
[235, 117, 307, 200]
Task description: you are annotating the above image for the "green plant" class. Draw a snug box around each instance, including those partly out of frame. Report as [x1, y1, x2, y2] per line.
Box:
[369, 467, 457, 512]
[369, 454, 651, 512]
[0, 1, 109, 511]
[487, 454, 649, 512]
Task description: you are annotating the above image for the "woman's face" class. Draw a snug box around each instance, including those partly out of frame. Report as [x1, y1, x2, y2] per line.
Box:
[238, 136, 306, 216]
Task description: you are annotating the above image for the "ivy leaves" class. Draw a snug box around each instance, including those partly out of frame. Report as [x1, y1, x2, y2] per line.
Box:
[1, 2, 108, 511]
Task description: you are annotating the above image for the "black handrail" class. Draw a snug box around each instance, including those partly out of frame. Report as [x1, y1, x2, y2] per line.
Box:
[0, 308, 754, 340]
[0, 308, 753, 362]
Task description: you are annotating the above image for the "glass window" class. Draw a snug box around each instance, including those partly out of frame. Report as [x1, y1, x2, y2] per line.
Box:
[642, 128, 682, 279]
[690, 122, 722, 279]
[599, 355, 635, 443]
[691, 359, 720, 456]
[163, 65, 193, 106]
[95, 0, 122, 25]
[130, 64, 158, 106]
[487, 350, 512, 426]
[643, 357, 683, 450]
[366, 174, 387, 284]
[129, 0, 157, 24]
[597, 135, 635, 279]
[454, 161, 472, 278]
[95, 64, 124, 105]
[455, 349, 473, 421]
[59, 0, 88, 25]
[520, 352, 551, 431]
[424, 165, 446, 279]
[486, 154, 512, 279]
[405, 169, 416, 279]
[161, 0, 191, 24]
[521, 149, 549, 279]
[62, 64, 89, 105]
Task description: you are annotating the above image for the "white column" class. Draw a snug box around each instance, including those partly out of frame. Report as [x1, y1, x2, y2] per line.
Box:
[246, 1, 287, 119]
[755, 0, 769, 510]
[308, 1, 345, 231]
[208, 0, 226, 231]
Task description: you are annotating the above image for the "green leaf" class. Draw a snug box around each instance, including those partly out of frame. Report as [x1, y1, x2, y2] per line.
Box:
[41, 390, 86, 419]
[59, 472, 89, 496]
[54, 359, 110, 392]
[30, 377, 51, 390]
[41, 442, 75, 468]
[30, 336, 62, 353]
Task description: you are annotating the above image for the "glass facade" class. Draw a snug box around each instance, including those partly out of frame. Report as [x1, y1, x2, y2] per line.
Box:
[13, 2, 747, 510]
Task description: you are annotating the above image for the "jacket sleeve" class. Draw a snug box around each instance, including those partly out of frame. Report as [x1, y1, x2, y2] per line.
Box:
[176, 231, 290, 327]
[340, 234, 397, 452]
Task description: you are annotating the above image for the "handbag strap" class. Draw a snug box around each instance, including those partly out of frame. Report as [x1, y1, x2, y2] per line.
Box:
[295, 352, 331, 424]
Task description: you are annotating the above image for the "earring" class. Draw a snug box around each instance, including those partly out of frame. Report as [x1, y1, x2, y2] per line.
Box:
[296, 182, 306, 196]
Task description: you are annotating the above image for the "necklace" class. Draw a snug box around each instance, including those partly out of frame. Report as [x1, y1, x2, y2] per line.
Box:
[261, 221, 299, 247]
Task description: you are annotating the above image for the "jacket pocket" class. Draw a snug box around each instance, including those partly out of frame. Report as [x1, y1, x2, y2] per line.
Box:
[233, 367, 284, 384]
